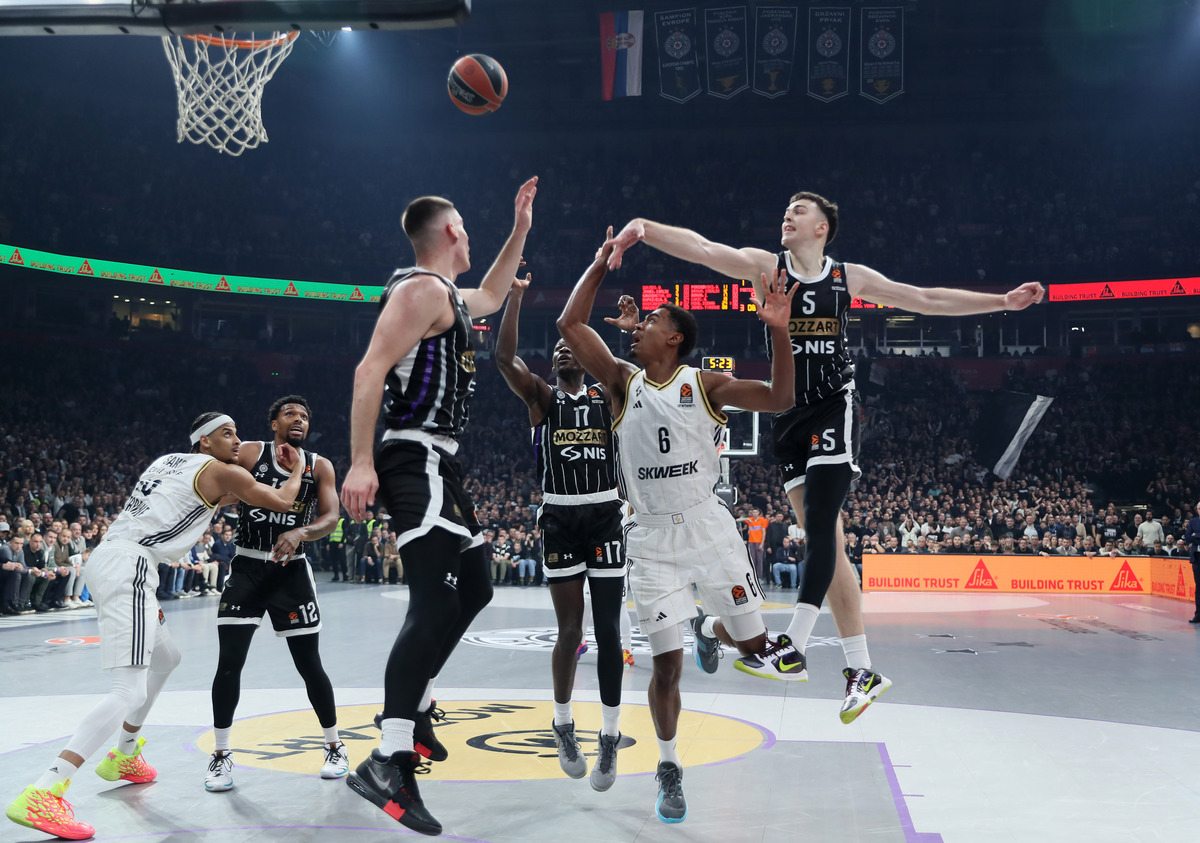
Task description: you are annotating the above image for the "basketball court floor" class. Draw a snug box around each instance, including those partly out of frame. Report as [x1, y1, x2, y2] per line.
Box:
[3, 581, 1198, 842]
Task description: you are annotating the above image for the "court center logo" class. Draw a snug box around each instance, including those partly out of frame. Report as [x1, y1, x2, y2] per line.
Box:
[195, 701, 765, 781]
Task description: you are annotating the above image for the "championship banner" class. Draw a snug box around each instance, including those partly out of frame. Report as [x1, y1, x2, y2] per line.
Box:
[752, 6, 797, 99]
[655, 8, 702, 103]
[600, 10, 644, 100]
[704, 6, 749, 99]
[863, 554, 1150, 595]
[806, 7, 849, 102]
[859, 7, 903, 103]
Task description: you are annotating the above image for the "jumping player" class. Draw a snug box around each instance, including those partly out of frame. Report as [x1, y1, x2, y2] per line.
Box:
[205, 395, 345, 793]
[605, 195, 1044, 722]
[495, 266, 627, 792]
[5, 413, 303, 841]
[558, 231, 803, 824]
[341, 177, 537, 836]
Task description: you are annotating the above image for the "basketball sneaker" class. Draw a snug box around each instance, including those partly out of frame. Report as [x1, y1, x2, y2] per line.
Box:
[654, 762, 687, 823]
[347, 750, 441, 836]
[320, 742, 349, 779]
[550, 720, 588, 779]
[622, 649, 635, 668]
[6, 781, 94, 840]
[839, 668, 893, 724]
[733, 634, 808, 681]
[373, 704, 449, 763]
[590, 732, 620, 792]
[204, 751, 234, 792]
[95, 736, 157, 783]
[690, 607, 721, 674]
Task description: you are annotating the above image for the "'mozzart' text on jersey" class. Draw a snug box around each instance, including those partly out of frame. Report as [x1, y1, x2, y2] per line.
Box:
[105, 453, 217, 561]
[380, 267, 475, 439]
[768, 252, 854, 406]
[235, 444, 319, 555]
[534, 385, 619, 503]
[612, 367, 725, 515]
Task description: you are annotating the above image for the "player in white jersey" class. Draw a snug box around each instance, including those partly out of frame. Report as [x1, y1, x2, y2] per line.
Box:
[6, 413, 305, 841]
[558, 230, 802, 824]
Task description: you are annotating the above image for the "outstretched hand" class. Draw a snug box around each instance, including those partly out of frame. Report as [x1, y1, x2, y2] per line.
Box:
[605, 219, 645, 270]
[1004, 281, 1045, 311]
[514, 176, 538, 233]
[594, 225, 616, 265]
[510, 272, 532, 296]
[750, 268, 798, 329]
[603, 294, 641, 332]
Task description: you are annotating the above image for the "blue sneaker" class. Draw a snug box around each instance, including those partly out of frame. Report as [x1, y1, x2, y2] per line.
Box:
[690, 607, 720, 674]
[654, 762, 687, 823]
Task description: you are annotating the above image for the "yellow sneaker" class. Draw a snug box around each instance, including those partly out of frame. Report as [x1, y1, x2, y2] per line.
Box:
[6, 780, 95, 840]
[95, 736, 157, 784]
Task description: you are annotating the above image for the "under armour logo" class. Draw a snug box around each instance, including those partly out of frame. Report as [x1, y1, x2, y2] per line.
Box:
[656, 611, 668, 621]
[444, 573, 459, 589]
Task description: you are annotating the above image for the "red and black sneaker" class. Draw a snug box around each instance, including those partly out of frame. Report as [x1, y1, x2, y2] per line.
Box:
[347, 750, 441, 836]
[373, 701, 449, 763]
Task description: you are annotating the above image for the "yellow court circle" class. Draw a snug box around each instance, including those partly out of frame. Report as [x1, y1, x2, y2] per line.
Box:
[195, 700, 766, 781]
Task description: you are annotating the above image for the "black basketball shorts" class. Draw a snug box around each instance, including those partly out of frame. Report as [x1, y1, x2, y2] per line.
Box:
[218, 555, 321, 637]
[375, 438, 482, 551]
[539, 499, 626, 583]
[771, 389, 862, 493]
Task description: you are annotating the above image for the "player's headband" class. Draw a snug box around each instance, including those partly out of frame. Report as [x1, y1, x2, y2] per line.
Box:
[190, 414, 235, 445]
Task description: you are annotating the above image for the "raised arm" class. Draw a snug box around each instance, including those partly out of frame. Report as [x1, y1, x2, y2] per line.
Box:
[703, 269, 797, 413]
[847, 262, 1045, 316]
[556, 234, 637, 404]
[342, 275, 446, 520]
[199, 446, 303, 514]
[495, 272, 552, 423]
[606, 217, 776, 280]
[460, 176, 538, 318]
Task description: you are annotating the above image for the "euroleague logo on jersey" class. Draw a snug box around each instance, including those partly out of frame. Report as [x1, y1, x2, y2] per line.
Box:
[679, 383, 694, 406]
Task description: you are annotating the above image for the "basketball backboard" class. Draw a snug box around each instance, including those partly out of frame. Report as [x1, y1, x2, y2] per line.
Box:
[0, 0, 470, 36]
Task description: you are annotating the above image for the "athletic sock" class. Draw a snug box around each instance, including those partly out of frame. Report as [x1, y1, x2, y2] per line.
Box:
[700, 616, 718, 639]
[117, 725, 140, 756]
[840, 634, 872, 670]
[600, 704, 621, 737]
[785, 603, 821, 653]
[379, 718, 415, 756]
[214, 728, 231, 753]
[553, 701, 573, 727]
[322, 726, 340, 746]
[656, 736, 681, 766]
[419, 678, 436, 712]
[35, 757, 80, 791]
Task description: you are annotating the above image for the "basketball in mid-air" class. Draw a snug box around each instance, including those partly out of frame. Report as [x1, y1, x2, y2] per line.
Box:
[447, 54, 508, 115]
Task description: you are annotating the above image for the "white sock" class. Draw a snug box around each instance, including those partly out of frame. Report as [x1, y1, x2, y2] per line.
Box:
[700, 616, 718, 639]
[379, 718, 415, 756]
[322, 726, 340, 746]
[35, 757, 80, 790]
[214, 727, 232, 753]
[553, 701, 573, 727]
[601, 704, 621, 737]
[841, 634, 872, 670]
[419, 678, 436, 712]
[785, 603, 821, 653]
[620, 602, 632, 651]
[656, 735, 681, 766]
[118, 725, 140, 756]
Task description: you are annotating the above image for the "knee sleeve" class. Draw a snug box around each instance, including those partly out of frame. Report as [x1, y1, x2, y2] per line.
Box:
[798, 464, 853, 608]
[151, 622, 182, 675]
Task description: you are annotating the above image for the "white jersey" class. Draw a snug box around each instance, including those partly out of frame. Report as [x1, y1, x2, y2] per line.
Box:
[105, 453, 218, 561]
[613, 366, 726, 516]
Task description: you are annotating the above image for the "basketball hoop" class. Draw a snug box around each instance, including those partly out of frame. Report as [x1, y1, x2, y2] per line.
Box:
[162, 29, 299, 156]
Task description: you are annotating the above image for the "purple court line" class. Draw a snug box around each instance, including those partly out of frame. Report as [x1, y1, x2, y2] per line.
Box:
[877, 742, 944, 843]
[90, 826, 490, 842]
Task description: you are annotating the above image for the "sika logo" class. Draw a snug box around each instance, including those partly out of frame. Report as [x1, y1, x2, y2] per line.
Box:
[964, 559, 998, 590]
[1109, 561, 1143, 592]
[679, 383, 693, 405]
[1178, 564, 1187, 598]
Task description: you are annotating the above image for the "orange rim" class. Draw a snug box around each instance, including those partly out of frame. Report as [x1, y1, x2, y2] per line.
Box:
[185, 30, 299, 49]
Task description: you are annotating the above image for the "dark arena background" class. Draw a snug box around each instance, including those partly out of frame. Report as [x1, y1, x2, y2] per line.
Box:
[1, 1, 1199, 841]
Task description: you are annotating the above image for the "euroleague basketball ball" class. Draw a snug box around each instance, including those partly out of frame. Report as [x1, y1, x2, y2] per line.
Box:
[447, 54, 507, 115]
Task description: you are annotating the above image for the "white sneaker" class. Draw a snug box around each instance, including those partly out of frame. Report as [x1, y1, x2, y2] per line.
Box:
[319, 742, 349, 779]
[205, 751, 234, 792]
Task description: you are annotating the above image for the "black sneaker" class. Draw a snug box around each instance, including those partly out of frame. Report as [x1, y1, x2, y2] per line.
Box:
[654, 761, 687, 823]
[690, 607, 721, 674]
[347, 750, 441, 836]
[373, 704, 449, 763]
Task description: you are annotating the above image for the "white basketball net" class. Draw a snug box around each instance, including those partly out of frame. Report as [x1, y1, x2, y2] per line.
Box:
[162, 31, 298, 156]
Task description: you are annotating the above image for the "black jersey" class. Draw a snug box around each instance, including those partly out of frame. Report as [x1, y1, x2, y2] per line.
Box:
[380, 267, 475, 439]
[235, 444, 320, 554]
[766, 252, 855, 407]
[533, 384, 619, 502]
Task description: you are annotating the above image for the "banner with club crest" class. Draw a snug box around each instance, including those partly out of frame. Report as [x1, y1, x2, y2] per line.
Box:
[860, 7, 904, 103]
[704, 6, 749, 98]
[655, 8, 702, 103]
[752, 6, 796, 99]
[807, 7, 850, 102]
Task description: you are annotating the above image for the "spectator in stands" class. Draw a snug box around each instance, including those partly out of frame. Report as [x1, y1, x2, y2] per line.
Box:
[772, 536, 800, 589]
[210, 526, 235, 591]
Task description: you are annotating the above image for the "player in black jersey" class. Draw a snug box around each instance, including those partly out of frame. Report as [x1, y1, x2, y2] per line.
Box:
[606, 194, 1044, 723]
[496, 261, 630, 792]
[341, 177, 537, 836]
[205, 395, 346, 793]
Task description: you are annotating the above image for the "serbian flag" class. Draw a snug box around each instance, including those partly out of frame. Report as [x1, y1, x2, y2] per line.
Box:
[600, 11, 644, 100]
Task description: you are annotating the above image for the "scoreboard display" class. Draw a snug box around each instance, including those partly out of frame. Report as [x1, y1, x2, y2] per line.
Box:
[700, 356, 735, 373]
[640, 282, 892, 312]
